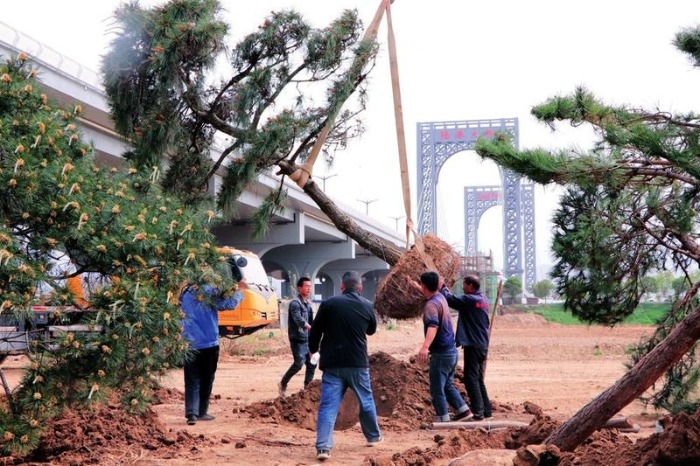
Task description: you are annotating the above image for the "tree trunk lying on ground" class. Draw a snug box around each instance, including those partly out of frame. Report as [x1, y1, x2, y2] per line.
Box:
[546, 306, 700, 451]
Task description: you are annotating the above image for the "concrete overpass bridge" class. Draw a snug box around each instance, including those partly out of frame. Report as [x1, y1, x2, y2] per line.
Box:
[0, 22, 406, 299]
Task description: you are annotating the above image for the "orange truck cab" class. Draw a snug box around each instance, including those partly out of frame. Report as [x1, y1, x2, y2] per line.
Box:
[218, 247, 280, 338]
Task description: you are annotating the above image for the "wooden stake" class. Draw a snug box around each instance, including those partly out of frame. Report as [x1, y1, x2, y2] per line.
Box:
[483, 280, 503, 376]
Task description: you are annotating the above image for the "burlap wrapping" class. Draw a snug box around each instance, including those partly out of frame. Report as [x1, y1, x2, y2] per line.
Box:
[374, 234, 461, 319]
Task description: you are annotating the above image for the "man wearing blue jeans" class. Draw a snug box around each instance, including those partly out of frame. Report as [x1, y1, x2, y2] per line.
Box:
[181, 279, 246, 426]
[308, 271, 382, 461]
[415, 272, 472, 422]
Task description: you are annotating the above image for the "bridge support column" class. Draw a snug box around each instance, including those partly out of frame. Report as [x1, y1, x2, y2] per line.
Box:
[318, 257, 390, 300]
[262, 243, 390, 300]
[262, 240, 355, 294]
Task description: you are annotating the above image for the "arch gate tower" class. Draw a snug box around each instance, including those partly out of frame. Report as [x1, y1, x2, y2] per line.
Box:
[464, 184, 536, 289]
[416, 118, 536, 287]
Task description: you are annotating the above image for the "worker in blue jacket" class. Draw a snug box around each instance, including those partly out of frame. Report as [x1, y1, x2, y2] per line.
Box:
[181, 278, 246, 425]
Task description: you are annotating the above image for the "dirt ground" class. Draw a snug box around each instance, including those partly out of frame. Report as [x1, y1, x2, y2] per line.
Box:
[2, 313, 697, 465]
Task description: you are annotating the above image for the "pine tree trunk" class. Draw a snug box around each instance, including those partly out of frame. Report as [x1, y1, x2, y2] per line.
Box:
[300, 179, 404, 266]
[545, 306, 700, 451]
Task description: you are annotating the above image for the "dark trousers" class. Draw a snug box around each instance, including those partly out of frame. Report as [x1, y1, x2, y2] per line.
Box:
[184, 345, 219, 418]
[281, 339, 316, 388]
[463, 346, 492, 417]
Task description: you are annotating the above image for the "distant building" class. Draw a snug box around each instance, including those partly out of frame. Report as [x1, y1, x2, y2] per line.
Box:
[460, 253, 501, 303]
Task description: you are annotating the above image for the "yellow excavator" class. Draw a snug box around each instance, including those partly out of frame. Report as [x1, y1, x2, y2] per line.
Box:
[216, 247, 280, 338]
[0, 247, 280, 363]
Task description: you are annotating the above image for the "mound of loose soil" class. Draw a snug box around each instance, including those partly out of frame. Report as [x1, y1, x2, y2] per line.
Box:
[244, 351, 443, 431]
[5, 396, 204, 466]
[368, 409, 700, 466]
[555, 410, 700, 466]
[366, 417, 649, 465]
[245, 351, 524, 432]
[152, 385, 185, 404]
[367, 429, 511, 466]
[366, 415, 563, 466]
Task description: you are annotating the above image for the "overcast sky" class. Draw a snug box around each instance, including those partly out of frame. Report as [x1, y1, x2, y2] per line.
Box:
[3, 1, 700, 278]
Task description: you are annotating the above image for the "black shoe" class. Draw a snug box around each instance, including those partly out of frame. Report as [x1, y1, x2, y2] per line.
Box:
[484, 413, 493, 419]
[187, 415, 197, 425]
[452, 409, 473, 421]
[316, 449, 331, 461]
[198, 413, 216, 421]
[471, 414, 485, 421]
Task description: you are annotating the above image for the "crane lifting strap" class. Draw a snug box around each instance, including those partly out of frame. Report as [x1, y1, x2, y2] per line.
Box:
[385, 2, 435, 268]
[292, 1, 435, 269]
[288, 0, 389, 189]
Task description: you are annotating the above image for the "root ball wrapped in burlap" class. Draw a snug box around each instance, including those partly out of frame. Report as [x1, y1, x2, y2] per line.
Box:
[374, 234, 461, 319]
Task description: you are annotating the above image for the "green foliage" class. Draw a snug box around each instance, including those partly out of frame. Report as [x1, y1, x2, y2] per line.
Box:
[640, 275, 661, 295]
[529, 304, 585, 325]
[531, 279, 554, 302]
[103, 0, 378, 229]
[102, 0, 228, 204]
[627, 305, 670, 326]
[529, 303, 669, 326]
[503, 276, 522, 300]
[671, 272, 700, 299]
[0, 53, 232, 454]
[672, 276, 688, 299]
[674, 26, 700, 67]
[551, 186, 663, 324]
[654, 271, 674, 298]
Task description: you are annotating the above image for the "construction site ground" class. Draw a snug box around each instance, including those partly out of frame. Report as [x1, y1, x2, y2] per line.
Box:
[3, 312, 690, 466]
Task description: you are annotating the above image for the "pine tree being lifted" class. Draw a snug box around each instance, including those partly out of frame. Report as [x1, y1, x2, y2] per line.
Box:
[102, 0, 404, 266]
[475, 26, 700, 452]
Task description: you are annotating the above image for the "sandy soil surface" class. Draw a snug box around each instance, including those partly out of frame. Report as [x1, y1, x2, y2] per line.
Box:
[1, 313, 674, 465]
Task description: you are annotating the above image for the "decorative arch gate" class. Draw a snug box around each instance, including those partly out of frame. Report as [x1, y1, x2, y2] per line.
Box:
[464, 185, 536, 290]
[416, 118, 536, 288]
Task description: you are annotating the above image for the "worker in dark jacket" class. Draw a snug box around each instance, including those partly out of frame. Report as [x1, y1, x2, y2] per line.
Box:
[279, 276, 315, 397]
[308, 271, 383, 461]
[440, 275, 492, 421]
